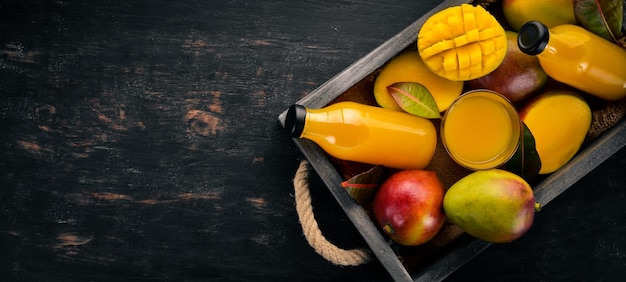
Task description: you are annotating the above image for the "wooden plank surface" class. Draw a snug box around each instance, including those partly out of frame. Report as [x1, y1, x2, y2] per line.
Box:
[1, 0, 625, 281]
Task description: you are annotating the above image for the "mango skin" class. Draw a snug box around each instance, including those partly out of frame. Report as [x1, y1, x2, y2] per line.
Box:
[467, 31, 547, 104]
[373, 51, 463, 112]
[372, 170, 446, 246]
[519, 90, 591, 174]
[443, 169, 535, 243]
[503, 0, 577, 31]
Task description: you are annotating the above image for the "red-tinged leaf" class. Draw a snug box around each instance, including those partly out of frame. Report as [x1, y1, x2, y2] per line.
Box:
[341, 165, 388, 205]
[503, 122, 541, 182]
[388, 82, 441, 119]
[574, 0, 623, 43]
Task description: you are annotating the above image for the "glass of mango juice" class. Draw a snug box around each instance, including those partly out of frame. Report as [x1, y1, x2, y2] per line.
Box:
[441, 90, 522, 170]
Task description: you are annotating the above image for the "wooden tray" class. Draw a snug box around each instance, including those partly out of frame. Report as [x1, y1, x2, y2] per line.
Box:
[278, 0, 626, 280]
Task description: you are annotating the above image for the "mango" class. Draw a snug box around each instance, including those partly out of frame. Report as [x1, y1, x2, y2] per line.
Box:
[503, 0, 577, 31]
[443, 169, 537, 243]
[372, 170, 446, 246]
[519, 90, 592, 174]
[417, 4, 507, 81]
[467, 31, 547, 104]
[373, 51, 463, 112]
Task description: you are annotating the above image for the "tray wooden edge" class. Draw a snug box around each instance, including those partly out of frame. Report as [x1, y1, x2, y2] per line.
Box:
[276, 0, 626, 281]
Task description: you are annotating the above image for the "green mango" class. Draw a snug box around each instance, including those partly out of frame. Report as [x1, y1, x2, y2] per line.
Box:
[443, 169, 538, 243]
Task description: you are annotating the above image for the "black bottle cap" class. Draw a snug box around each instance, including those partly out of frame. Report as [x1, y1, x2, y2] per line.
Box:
[518, 21, 549, 55]
[285, 104, 306, 137]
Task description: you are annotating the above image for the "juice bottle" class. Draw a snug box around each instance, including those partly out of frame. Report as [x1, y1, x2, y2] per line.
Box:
[518, 21, 626, 101]
[441, 90, 522, 170]
[284, 101, 437, 170]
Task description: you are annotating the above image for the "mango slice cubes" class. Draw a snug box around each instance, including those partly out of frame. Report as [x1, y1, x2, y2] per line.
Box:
[418, 4, 507, 81]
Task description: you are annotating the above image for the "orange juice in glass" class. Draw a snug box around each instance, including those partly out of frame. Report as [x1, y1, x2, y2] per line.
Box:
[441, 90, 521, 170]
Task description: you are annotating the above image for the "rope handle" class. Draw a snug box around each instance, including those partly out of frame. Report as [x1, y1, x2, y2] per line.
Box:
[293, 160, 372, 266]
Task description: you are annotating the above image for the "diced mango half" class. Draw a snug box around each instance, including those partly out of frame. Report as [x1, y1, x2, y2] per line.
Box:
[417, 4, 507, 81]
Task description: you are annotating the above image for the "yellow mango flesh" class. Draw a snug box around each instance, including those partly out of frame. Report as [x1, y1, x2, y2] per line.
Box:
[418, 4, 507, 81]
[520, 91, 592, 174]
[373, 51, 463, 112]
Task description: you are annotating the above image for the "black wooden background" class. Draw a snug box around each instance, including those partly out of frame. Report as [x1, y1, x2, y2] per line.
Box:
[1, 0, 624, 281]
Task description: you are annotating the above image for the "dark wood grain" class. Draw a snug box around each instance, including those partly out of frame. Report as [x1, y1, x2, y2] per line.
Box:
[1, 0, 624, 281]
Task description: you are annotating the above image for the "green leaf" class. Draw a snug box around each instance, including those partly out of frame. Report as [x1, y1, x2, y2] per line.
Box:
[504, 122, 541, 182]
[341, 165, 388, 205]
[574, 0, 623, 43]
[388, 82, 441, 119]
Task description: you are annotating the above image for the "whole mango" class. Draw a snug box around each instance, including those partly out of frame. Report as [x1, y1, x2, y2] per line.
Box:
[372, 170, 446, 246]
[443, 169, 537, 243]
[519, 90, 592, 174]
[467, 31, 547, 104]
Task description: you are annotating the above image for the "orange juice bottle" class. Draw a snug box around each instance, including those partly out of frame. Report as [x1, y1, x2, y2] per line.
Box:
[441, 90, 522, 170]
[518, 21, 626, 100]
[285, 101, 437, 169]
